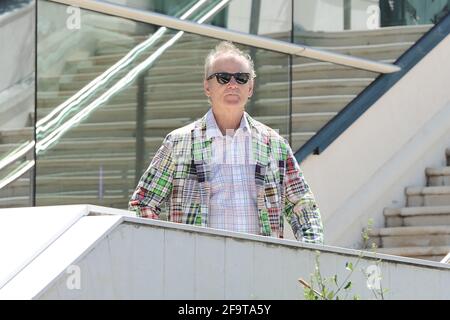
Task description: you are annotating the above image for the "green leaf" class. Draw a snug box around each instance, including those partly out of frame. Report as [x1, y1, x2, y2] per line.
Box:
[327, 291, 335, 300]
[344, 281, 352, 290]
[304, 288, 315, 300]
[345, 262, 353, 271]
[333, 274, 338, 286]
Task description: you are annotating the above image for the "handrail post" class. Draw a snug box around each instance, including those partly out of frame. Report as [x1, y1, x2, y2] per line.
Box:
[135, 72, 147, 186]
[27, 152, 35, 207]
[343, 0, 351, 30]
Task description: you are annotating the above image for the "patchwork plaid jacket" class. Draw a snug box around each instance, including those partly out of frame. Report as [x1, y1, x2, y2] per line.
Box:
[129, 112, 323, 243]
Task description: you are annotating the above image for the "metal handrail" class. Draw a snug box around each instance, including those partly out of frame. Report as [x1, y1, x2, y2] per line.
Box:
[441, 252, 450, 264]
[49, 0, 400, 74]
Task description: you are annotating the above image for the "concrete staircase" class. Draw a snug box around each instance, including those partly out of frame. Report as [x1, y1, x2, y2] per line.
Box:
[0, 24, 432, 209]
[369, 148, 450, 262]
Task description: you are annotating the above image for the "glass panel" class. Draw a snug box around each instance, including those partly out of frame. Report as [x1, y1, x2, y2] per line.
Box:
[36, 1, 290, 210]
[0, 0, 35, 208]
[291, 0, 445, 150]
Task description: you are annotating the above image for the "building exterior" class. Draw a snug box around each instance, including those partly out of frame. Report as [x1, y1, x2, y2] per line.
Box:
[0, 0, 449, 299]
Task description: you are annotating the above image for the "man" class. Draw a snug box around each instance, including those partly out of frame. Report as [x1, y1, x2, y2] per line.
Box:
[129, 41, 323, 243]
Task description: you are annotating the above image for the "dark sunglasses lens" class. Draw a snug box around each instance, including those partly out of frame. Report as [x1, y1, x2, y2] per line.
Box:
[216, 73, 232, 84]
[235, 73, 250, 84]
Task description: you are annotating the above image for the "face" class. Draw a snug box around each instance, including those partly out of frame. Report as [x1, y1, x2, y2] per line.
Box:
[204, 54, 254, 113]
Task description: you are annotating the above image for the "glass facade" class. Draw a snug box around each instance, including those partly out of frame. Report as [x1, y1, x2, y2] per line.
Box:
[0, 0, 446, 208]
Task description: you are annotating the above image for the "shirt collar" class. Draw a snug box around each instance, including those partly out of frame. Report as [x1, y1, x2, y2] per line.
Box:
[205, 108, 251, 139]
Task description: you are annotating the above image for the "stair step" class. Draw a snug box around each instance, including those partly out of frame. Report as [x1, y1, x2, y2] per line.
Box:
[255, 95, 356, 114]
[46, 78, 371, 102]
[375, 245, 450, 260]
[370, 225, 450, 237]
[294, 24, 431, 46]
[384, 205, 450, 227]
[43, 61, 382, 93]
[406, 186, 450, 206]
[35, 94, 344, 125]
[369, 225, 450, 249]
[0, 194, 130, 209]
[427, 166, 450, 186]
[258, 78, 373, 98]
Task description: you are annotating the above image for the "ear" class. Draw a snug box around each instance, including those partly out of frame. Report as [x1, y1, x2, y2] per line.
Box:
[203, 80, 210, 97]
[247, 79, 254, 98]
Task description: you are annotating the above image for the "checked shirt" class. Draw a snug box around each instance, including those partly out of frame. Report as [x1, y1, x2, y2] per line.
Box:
[129, 111, 324, 243]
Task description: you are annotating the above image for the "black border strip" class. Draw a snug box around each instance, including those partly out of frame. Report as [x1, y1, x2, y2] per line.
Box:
[295, 13, 450, 163]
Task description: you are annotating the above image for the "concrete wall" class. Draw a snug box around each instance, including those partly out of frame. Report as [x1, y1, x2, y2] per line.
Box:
[1, 206, 449, 300]
[301, 34, 450, 248]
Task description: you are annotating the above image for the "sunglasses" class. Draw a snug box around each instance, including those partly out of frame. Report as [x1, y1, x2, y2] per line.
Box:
[206, 72, 251, 85]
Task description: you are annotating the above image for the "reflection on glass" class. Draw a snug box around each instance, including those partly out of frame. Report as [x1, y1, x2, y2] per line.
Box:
[36, 1, 290, 210]
[0, 0, 35, 208]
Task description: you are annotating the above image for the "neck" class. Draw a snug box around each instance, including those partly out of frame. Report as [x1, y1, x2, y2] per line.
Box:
[211, 107, 244, 136]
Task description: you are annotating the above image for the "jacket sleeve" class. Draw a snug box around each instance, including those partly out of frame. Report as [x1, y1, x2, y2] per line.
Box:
[128, 135, 175, 218]
[283, 145, 324, 244]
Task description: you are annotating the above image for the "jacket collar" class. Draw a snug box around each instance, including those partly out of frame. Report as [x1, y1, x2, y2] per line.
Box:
[192, 110, 270, 166]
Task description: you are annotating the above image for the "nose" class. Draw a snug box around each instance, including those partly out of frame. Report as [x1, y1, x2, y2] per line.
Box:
[227, 76, 239, 87]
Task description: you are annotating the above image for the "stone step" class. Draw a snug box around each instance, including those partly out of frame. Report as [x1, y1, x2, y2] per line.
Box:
[42, 78, 371, 103]
[406, 186, 450, 207]
[37, 137, 162, 158]
[258, 78, 372, 98]
[41, 60, 383, 94]
[36, 95, 354, 124]
[258, 61, 384, 82]
[375, 245, 450, 262]
[0, 127, 32, 144]
[0, 118, 190, 143]
[384, 205, 450, 227]
[369, 225, 450, 248]
[2, 174, 136, 196]
[35, 104, 334, 133]
[36, 103, 210, 120]
[293, 24, 431, 46]
[426, 166, 450, 186]
[255, 95, 355, 114]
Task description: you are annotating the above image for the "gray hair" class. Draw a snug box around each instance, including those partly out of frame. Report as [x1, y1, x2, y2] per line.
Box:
[204, 41, 256, 79]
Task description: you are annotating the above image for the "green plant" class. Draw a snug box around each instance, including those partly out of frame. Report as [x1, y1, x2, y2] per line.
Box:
[299, 219, 389, 300]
